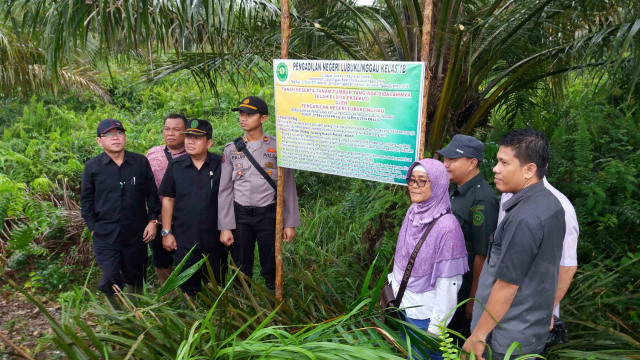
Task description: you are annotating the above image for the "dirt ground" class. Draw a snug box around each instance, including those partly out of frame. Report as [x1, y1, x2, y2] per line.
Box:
[0, 292, 64, 360]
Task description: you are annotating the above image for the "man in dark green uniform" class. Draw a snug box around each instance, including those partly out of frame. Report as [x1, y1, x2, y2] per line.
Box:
[437, 134, 499, 340]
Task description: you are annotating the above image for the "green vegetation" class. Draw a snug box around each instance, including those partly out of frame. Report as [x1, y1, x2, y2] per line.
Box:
[0, 0, 639, 359]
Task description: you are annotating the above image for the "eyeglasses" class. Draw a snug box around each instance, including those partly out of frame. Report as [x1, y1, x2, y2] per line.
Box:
[101, 131, 125, 138]
[407, 178, 430, 187]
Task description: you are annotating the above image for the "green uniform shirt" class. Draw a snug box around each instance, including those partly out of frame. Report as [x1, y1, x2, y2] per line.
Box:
[450, 173, 499, 298]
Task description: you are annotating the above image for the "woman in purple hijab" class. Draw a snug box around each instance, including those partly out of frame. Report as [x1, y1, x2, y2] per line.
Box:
[388, 158, 468, 359]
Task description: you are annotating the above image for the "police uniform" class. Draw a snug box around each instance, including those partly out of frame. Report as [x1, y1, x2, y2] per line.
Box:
[81, 119, 160, 296]
[218, 134, 300, 290]
[437, 135, 499, 339]
[158, 119, 226, 295]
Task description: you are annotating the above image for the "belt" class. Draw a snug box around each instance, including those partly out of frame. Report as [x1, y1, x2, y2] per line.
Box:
[234, 202, 277, 215]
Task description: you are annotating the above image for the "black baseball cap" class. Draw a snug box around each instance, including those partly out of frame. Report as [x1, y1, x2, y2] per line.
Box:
[232, 96, 269, 115]
[182, 119, 212, 139]
[97, 118, 126, 137]
[437, 134, 485, 162]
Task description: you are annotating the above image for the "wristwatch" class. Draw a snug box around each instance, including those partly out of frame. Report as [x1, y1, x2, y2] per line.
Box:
[161, 229, 172, 237]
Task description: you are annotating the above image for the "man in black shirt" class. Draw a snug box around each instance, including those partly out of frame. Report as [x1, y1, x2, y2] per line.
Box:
[464, 129, 565, 359]
[81, 118, 160, 308]
[159, 119, 227, 295]
[437, 135, 499, 339]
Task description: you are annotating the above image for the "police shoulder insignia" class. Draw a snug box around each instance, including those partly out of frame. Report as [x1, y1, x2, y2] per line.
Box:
[473, 210, 484, 226]
[470, 204, 485, 211]
[237, 170, 243, 176]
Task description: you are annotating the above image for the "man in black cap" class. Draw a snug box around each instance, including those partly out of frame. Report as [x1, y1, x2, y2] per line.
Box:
[159, 119, 227, 295]
[437, 134, 499, 339]
[81, 118, 160, 309]
[218, 96, 300, 292]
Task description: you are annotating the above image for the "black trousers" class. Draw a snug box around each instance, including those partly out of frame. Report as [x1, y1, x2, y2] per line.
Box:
[93, 237, 147, 295]
[174, 245, 228, 296]
[231, 207, 276, 290]
[448, 271, 472, 343]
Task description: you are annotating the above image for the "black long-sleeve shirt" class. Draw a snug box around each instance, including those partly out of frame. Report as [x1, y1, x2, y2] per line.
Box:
[81, 151, 160, 244]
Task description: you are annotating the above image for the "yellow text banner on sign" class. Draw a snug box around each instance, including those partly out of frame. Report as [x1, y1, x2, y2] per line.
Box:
[273, 60, 425, 185]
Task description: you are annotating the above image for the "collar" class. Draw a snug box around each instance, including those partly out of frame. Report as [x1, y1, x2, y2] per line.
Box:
[243, 133, 270, 143]
[165, 146, 187, 155]
[451, 172, 483, 196]
[502, 181, 546, 213]
[182, 152, 211, 168]
[101, 150, 130, 165]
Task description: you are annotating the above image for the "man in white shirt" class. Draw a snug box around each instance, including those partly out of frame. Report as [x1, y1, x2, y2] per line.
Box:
[497, 177, 579, 322]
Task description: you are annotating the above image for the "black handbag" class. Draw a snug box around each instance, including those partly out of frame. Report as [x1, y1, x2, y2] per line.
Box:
[379, 215, 443, 318]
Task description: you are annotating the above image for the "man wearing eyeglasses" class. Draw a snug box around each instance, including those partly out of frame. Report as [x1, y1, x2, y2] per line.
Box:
[81, 118, 160, 310]
[436, 134, 499, 341]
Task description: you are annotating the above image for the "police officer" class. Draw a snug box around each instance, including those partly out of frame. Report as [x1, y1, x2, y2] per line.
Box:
[81, 118, 160, 309]
[146, 114, 188, 285]
[218, 96, 300, 292]
[159, 119, 226, 295]
[436, 134, 499, 339]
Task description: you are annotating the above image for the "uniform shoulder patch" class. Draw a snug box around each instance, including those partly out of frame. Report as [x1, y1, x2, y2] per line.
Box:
[473, 210, 484, 226]
[470, 204, 485, 211]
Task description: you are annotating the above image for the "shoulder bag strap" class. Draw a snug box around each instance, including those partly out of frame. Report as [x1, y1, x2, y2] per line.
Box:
[163, 146, 174, 163]
[393, 213, 447, 308]
[233, 137, 277, 191]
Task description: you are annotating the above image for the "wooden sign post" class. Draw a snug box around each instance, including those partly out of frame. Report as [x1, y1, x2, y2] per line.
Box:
[419, 0, 433, 160]
[275, 0, 291, 302]
[274, 0, 433, 300]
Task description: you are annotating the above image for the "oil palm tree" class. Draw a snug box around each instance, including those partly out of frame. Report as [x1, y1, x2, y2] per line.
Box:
[3, 0, 637, 150]
[0, 20, 110, 101]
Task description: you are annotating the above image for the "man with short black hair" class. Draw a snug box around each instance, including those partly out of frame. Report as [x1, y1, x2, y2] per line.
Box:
[159, 119, 226, 295]
[146, 114, 189, 285]
[437, 134, 498, 339]
[81, 118, 160, 309]
[463, 129, 565, 359]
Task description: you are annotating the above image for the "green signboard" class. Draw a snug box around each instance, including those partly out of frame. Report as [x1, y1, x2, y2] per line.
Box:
[273, 60, 425, 185]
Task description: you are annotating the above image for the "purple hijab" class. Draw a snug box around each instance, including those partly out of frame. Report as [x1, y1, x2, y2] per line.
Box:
[393, 159, 469, 293]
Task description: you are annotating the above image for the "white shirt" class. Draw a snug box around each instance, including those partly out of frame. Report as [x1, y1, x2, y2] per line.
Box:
[498, 177, 579, 316]
[388, 273, 462, 335]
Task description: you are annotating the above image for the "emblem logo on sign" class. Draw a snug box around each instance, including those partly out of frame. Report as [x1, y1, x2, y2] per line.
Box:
[276, 62, 288, 82]
[190, 119, 199, 128]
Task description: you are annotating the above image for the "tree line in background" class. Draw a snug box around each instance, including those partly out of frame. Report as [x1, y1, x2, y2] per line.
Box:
[0, 0, 638, 358]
